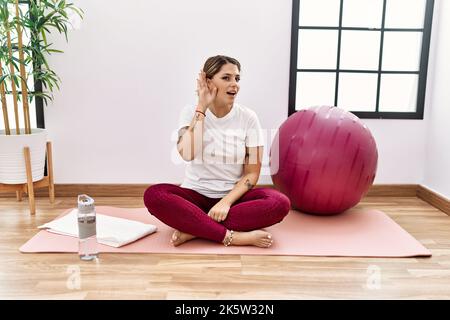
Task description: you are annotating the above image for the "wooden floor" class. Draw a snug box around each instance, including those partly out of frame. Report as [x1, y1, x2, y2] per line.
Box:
[1, 195, 450, 300]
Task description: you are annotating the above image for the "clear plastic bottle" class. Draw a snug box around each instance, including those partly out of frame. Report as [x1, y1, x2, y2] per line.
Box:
[77, 194, 99, 261]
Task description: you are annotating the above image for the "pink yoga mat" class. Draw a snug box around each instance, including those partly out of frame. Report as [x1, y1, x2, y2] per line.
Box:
[20, 206, 431, 257]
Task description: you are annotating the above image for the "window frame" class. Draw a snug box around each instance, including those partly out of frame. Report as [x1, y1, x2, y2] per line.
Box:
[288, 0, 435, 119]
[9, 1, 45, 129]
[25, 0, 45, 128]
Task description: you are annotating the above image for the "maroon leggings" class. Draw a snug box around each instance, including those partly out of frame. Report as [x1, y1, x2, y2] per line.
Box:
[143, 183, 291, 243]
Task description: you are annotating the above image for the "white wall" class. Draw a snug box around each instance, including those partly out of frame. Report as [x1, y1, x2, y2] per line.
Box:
[423, 0, 450, 199]
[45, 0, 435, 186]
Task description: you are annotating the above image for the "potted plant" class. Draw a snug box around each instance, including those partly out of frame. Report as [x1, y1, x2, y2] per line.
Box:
[0, 0, 83, 184]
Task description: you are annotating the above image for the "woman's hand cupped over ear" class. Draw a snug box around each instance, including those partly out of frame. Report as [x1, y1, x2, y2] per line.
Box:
[197, 70, 217, 111]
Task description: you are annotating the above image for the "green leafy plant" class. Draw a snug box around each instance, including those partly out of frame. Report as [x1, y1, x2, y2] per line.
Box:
[0, 0, 83, 135]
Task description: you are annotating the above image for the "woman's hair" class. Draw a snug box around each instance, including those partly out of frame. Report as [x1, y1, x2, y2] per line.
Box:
[203, 55, 241, 79]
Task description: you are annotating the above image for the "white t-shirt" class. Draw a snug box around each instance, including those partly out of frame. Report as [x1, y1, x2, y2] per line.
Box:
[178, 103, 265, 198]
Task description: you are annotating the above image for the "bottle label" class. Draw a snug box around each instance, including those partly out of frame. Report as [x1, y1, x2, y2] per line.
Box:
[78, 216, 97, 239]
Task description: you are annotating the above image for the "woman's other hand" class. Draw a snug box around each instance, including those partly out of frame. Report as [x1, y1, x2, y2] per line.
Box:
[208, 200, 231, 223]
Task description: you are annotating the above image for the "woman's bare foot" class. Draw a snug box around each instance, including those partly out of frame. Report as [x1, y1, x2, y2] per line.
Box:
[226, 230, 273, 248]
[171, 230, 196, 247]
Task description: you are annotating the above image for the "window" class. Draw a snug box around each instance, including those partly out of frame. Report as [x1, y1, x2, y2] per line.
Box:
[0, 0, 44, 131]
[289, 0, 435, 119]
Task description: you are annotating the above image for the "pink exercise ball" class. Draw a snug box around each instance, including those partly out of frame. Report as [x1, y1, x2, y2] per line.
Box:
[270, 106, 378, 215]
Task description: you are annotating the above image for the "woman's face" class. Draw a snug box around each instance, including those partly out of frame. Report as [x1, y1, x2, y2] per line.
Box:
[207, 63, 240, 106]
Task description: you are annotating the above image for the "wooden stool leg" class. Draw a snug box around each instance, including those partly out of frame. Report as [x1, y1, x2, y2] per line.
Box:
[16, 190, 23, 201]
[46, 142, 55, 203]
[24, 147, 35, 215]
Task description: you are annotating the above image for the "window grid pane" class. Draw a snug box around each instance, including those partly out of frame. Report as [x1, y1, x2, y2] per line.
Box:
[299, 0, 340, 27]
[385, 0, 426, 29]
[338, 73, 378, 112]
[379, 74, 419, 112]
[339, 30, 381, 70]
[298, 30, 339, 69]
[382, 31, 423, 71]
[296, 72, 336, 110]
[342, 0, 384, 28]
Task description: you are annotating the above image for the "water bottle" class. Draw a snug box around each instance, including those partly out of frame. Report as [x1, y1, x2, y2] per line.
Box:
[77, 194, 99, 261]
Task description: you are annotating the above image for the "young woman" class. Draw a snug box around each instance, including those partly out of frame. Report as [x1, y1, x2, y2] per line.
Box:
[144, 55, 290, 248]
